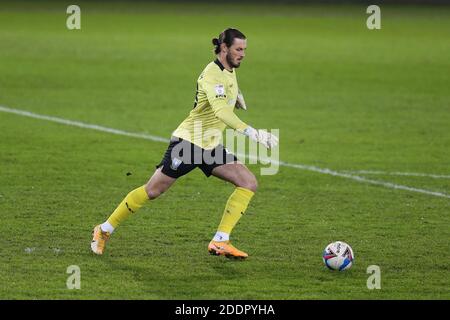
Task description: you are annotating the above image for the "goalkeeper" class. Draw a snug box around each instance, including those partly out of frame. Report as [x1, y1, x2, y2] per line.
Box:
[91, 28, 278, 259]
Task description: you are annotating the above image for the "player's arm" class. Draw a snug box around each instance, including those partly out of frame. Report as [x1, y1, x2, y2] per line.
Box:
[235, 89, 247, 110]
[203, 78, 278, 149]
[202, 77, 248, 130]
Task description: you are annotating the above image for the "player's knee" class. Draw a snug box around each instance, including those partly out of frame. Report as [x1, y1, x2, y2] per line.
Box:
[145, 185, 163, 200]
[248, 179, 258, 193]
[239, 176, 258, 193]
[146, 189, 161, 200]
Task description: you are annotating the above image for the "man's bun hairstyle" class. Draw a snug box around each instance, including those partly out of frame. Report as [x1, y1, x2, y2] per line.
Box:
[212, 28, 246, 54]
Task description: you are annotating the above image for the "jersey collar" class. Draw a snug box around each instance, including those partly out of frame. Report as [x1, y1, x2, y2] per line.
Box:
[214, 59, 233, 73]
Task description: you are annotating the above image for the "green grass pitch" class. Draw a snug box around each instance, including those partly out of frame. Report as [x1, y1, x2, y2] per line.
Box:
[0, 1, 449, 299]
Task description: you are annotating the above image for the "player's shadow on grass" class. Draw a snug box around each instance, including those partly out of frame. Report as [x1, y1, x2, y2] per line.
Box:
[90, 247, 247, 287]
[203, 253, 249, 279]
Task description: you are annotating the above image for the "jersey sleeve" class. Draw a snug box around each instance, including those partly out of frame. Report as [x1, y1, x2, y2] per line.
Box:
[200, 72, 248, 131]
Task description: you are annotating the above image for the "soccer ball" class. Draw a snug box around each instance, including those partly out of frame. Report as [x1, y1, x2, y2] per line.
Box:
[322, 241, 354, 271]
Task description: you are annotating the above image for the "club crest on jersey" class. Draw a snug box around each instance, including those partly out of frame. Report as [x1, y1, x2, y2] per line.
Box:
[170, 158, 182, 170]
[215, 84, 226, 98]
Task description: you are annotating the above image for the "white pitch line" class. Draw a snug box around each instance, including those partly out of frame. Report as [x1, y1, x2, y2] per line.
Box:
[0, 105, 169, 144]
[277, 162, 450, 199]
[1, 105, 449, 200]
[343, 170, 450, 179]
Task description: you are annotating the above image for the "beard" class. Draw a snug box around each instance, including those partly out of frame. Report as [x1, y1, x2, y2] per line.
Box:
[226, 53, 241, 69]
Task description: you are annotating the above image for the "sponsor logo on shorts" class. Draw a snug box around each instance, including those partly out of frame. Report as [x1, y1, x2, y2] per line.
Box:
[171, 158, 182, 170]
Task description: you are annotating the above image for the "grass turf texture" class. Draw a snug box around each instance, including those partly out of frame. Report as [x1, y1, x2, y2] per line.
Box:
[0, 1, 449, 299]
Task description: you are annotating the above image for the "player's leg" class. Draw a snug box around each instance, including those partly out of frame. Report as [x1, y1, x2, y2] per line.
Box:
[91, 137, 198, 255]
[211, 162, 257, 192]
[207, 162, 257, 259]
[144, 167, 177, 199]
[104, 167, 176, 231]
[91, 168, 176, 255]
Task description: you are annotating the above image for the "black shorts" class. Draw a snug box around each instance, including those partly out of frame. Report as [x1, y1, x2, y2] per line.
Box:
[156, 137, 238, 179]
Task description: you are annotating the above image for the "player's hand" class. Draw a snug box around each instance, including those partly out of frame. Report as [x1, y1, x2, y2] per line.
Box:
[235, 90, 247, 110]
[258, 129, 279, 148]
[243, 126, 278, 149]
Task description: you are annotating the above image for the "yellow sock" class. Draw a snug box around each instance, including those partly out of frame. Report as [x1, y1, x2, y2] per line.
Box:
[217, 187, 254, 235]
[107, 185, 148, 228]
